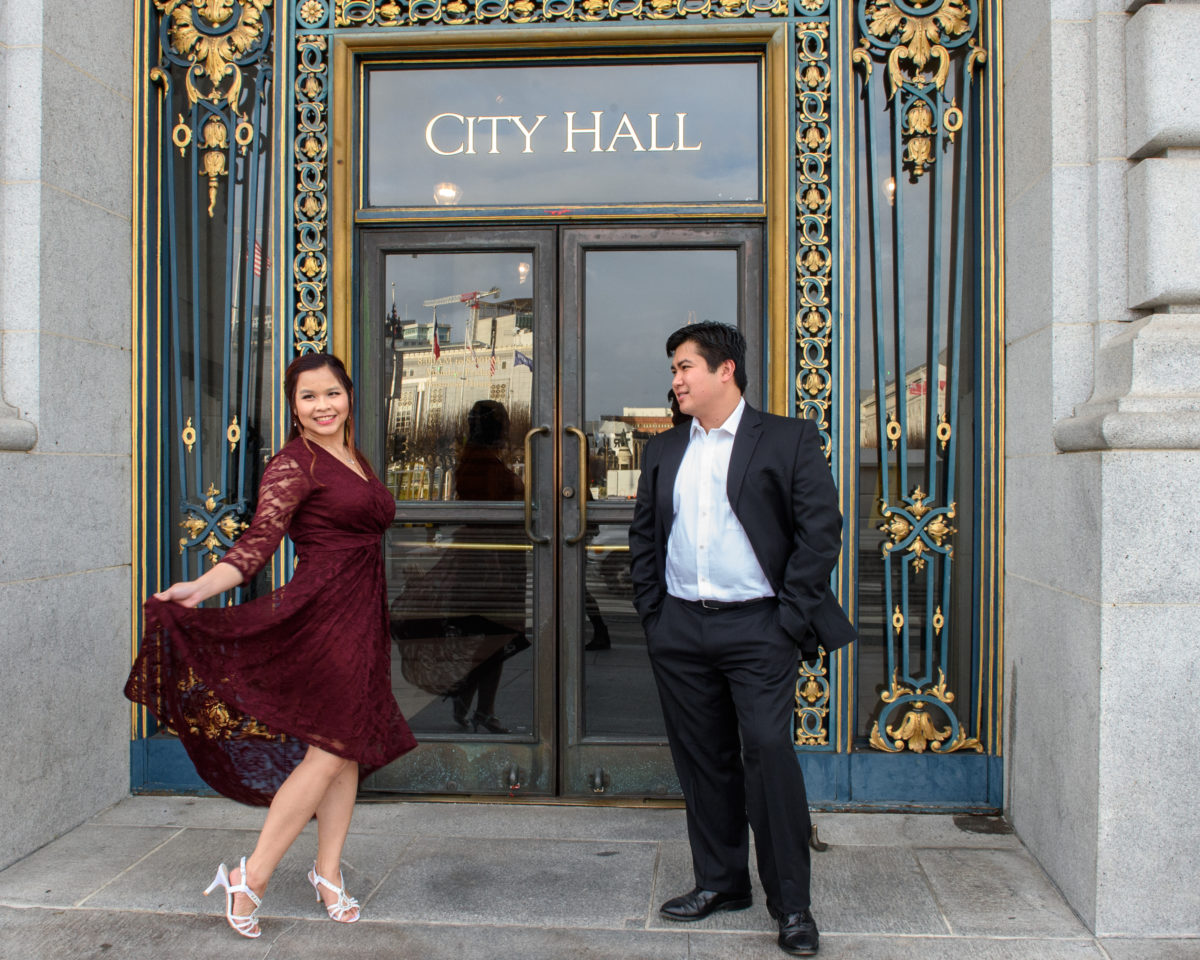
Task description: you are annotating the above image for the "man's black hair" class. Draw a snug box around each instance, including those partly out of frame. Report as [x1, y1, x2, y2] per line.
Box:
[665, 321, 747, 394]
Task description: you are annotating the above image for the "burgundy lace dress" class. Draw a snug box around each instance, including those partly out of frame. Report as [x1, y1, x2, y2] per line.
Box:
[125, 438, 417, 806]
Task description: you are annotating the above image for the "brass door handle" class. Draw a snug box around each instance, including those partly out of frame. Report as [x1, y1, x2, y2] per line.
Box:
[565, 426, 588, 545]
[523, 425, 550, 545]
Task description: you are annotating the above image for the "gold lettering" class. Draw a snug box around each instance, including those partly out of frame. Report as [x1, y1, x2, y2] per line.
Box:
[563, 111, 603, 153]
[475, 116, 517, 155]
[605, 113, 646, 152]
[425, 113, 465, 156]
[676, 112, 702, 152]
[648, 113, 674, 152]
[466, 116, 477, 155]
[512, 114, 547, 154]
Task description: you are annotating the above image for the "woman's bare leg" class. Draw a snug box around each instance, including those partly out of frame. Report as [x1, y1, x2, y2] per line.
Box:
[227, 744, 351, 918]
[312, 760, 360, 918]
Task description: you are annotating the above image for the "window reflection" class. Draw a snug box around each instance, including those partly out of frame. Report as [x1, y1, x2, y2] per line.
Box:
[383, 252, 534, 500]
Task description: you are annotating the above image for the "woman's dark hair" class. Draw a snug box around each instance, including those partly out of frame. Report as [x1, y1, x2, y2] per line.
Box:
[284, 352, 369, 477]
[466, 399, 510, 447]
[664, 321, 747, 394]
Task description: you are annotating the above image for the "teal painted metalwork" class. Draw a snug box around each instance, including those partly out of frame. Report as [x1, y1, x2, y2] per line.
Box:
[150, 1, 277, 611]
[853, 0, 988, 755]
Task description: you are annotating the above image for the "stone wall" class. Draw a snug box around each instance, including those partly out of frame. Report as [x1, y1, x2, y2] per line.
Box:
[1005, 0, 1200, 936]
[0, 0, 132, 869]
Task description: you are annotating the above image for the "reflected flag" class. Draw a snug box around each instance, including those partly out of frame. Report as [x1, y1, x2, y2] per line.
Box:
[515, 350, 533, 371]
[432, 323, 441, 359]
[245, 241, 271, 277]
[489, 339, 496, 377]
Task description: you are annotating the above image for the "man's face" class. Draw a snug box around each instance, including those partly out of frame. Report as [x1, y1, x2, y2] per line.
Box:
[670, 340, 737, 426]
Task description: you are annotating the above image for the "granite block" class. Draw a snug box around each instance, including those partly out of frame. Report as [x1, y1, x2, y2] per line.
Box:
[1002, 2, 1050, 89]
[38, 185, 131, 349]
[0, 454, 130, 581]
[35, 333, 130, 455]
[1003, 24, 1053, 201]
[917, 847, 1091, 937]
[0, 825, 179, 908]
[1052, 322, 1096, 422]
[0, 906, 287, 960]
[1050, 163, 1098, 327]
[1004, 171, 1053, 344]
[689, 933, 1106, 960]
[1127, 159, 1200, 309]
[1126, 5, 1200, 157]
[1094, 602, 1200, 936]
[347, 799, 688, 842]
[1004, 327, 1056, 459]
[812, 813, 1022, 850]
[42, 0, 133, 98]
[0, 45, 44, 180]
[39, 54, 132, 216]
[366, 835, 658, 927]
[1004, 577, 1102, 930]
[1, 329, 39, 423]
[1101, 941, 1200, 960]
[1004, 452, 1101, 600]
[0, 566, 132, 871]
[647, 839, 947, 936]
[83, 826, 410, 920]
[1099, 450, 1200, 604]
[271, 920, 693, 960]
[1050, 18, 1096, 166]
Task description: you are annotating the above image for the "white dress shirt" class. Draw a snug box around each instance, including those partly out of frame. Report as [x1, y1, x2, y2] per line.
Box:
[665, 398, 774, 602]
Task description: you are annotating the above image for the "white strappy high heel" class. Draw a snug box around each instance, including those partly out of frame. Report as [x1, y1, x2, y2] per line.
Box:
[307, 863, 361, 923]
[203, 856, 262, 939]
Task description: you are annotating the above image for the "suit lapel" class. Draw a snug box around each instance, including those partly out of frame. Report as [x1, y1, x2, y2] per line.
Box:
[727, 403, 763, 510]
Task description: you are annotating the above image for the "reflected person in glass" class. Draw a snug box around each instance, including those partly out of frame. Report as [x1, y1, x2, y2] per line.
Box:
[446, 399, 529, 733]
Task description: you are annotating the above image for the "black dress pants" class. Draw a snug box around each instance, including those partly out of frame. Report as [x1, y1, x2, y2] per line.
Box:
[647, 594, 812, 913]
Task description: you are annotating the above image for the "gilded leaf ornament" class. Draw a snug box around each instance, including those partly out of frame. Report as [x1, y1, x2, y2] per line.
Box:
[869, 670, 983, 753]
[156, 0, 273, 107]
[865, 0, 970, 98]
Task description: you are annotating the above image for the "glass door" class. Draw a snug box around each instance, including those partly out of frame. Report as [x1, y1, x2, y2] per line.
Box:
[558, 226, 763, 798]
[359, 228, 558, 796]
[357, 224, 762, 798]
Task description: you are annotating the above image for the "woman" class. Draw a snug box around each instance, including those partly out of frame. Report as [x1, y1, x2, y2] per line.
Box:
[124, 353, 416, 938]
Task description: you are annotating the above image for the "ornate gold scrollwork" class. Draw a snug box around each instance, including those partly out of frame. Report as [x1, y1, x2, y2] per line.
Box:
[936, 412, 952, 450]
[869, 669, 983, 753]
[334, 0, 781, 26]
[181, 416, 196, 453]
[794, 649, 829, 746]
[879, 485, 957, 573]
[172, 114, 192, 155]
[795, 20, 833, 460]
[864, 0, 970, 99]
[227, 415, 241, 452]
[156, 0, 273, 108]
[155, 0, 272, 216]
[294, 34, 328, 354]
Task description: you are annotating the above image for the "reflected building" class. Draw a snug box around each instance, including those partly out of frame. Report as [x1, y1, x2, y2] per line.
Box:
[588, 408, 673, 499]
[384, 298, 534, 499]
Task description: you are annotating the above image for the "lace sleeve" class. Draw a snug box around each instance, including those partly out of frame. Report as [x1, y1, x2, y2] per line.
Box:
[222, 452, 313, 581]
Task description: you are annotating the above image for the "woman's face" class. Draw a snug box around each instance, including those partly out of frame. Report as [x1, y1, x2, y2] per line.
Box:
[293, 365, 351, 443]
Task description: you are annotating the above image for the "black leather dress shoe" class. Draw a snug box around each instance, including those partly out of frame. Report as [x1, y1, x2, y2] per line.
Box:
[659, 887, 753, 921]
[777, 908, 819, 955]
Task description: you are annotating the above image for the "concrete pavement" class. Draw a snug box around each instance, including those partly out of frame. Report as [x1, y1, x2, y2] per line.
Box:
[0, 797, 1196, 960]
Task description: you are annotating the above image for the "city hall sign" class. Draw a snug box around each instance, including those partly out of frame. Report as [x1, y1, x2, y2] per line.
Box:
[364, 58, 762, 207]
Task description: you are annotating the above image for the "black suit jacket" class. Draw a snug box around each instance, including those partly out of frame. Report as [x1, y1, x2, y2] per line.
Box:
[628, 404, 855, 658]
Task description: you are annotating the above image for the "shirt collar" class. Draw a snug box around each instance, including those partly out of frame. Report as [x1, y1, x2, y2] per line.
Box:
[690, 396, 746, 440]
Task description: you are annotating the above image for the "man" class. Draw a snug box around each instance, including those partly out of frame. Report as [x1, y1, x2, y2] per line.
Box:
[629, 322, 855, 956]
